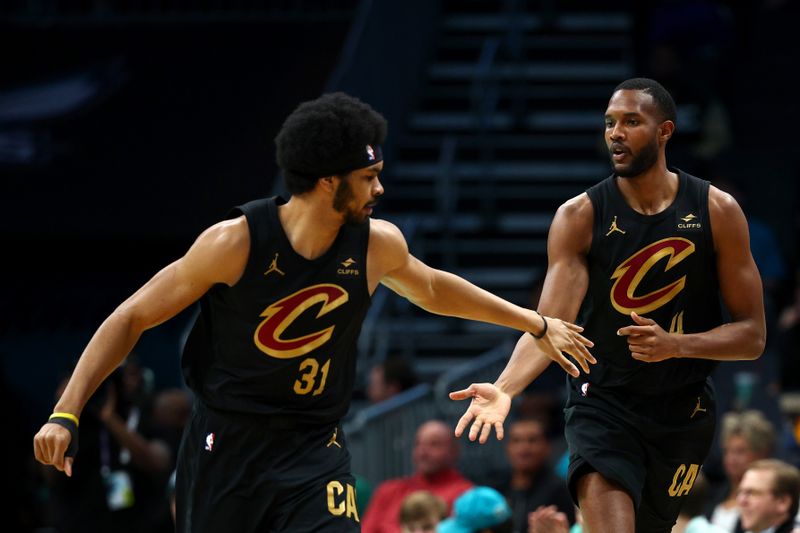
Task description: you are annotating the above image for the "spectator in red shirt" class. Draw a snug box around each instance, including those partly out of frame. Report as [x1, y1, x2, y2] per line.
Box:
[362, 420, 473, 533]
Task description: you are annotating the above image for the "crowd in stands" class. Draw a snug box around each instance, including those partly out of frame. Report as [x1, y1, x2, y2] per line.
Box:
[17, 329, 800, 533]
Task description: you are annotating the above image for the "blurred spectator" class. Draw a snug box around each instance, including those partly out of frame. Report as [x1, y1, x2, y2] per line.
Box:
[706, 178, 786, 428]
[167, 469, 177, 524]
[356, 473, 376, 518]
[527, 505, 571, 533]
[778, 273, 800, 334]
[3, 359, 40, 532]
[708, 410, 777, 532]
[148, 387, 192, 531]
[362, 420, 473, 533]
[672, 473, 726, 533]
[399, 490, 448, 533]
[488, 416, 574, 532]
[367, 357, 418, 404]
[43, 361, 182, 533]
[777, 272, 800, 391]
[736, 459, 800, 533]
[437, 486, 513, 533]
[150, 387, 192, 459]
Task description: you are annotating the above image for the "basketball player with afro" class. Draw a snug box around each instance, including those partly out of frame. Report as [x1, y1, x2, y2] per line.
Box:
[34, 92, 593, 532]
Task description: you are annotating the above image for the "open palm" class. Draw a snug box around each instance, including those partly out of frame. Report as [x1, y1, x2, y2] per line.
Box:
[449, 382, 512, 444]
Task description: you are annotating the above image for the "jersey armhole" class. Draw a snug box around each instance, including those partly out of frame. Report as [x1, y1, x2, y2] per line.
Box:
[226, 198, 271, 283]
[585, 186, 603, 259]
[361, 218, 371, 298]
[699, 179, 716, 258]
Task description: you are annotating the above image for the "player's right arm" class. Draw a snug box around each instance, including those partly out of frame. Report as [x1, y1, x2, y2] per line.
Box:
[450, 194, 595, 443]
[33, 216, 250, 475]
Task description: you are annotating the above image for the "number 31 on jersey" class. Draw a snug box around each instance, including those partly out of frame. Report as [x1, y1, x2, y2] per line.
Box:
[294, 358, 331, 395]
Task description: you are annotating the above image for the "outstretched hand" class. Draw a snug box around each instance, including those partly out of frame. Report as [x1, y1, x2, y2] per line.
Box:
[534, 314, 595, 377]
[617, 311, 678, 363]
[449, 383, 512, 444]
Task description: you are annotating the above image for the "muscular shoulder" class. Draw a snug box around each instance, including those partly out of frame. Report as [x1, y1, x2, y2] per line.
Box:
[556, 192, 594, 222]
[195, 216, 250, 260]
[369, 476, 409, 500]
[368, 218, 409, 273]
[707, 185, 749, 252]
[187, 215, 250, 286]
[550, 193, 594, 253]
[708, 185, 741, 218]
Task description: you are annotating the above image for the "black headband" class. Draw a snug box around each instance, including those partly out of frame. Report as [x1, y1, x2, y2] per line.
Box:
[289, 144, 383, 179]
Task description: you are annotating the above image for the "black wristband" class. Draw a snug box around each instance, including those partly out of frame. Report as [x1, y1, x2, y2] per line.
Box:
[48, 416, 80, 458]
[530, 310, 548, 339]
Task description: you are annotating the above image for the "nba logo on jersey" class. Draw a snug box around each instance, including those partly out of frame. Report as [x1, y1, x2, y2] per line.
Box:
[205, 432, 215, 452]
[366, 145, 375, 161]
[581, 383, 590, 397]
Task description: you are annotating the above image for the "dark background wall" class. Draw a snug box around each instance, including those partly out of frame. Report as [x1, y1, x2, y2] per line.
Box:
[1, 0, 445, 436]
[0, 17, 355, 430]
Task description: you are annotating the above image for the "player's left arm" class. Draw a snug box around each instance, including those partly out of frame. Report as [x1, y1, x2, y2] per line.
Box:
[370, 218, 544, 334]
[370, 218, 592, 373]
[619, 186, 766, 362]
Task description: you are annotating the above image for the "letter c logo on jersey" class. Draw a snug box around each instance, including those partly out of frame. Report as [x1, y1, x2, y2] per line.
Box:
[610, 237, 695, 315]
[254, 284, 349, 359]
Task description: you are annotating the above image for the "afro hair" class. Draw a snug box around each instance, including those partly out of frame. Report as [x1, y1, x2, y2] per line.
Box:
[275, 92, 388, 195]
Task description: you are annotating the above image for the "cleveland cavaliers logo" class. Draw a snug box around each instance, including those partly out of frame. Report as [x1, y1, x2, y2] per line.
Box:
[610, 237, 695, 315]
[254, 284, 349, 359]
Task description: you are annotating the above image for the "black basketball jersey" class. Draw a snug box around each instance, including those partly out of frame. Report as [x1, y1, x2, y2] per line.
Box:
[576, 170, 723, 394]
[181, 197, 371, 423]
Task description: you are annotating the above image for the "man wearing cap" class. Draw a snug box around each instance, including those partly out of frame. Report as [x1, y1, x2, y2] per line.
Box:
[438, 486, 513, 533]
[33, 92, 592, 532]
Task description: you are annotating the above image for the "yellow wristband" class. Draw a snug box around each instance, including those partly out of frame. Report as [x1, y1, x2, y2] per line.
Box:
[50, 412, 80, 427]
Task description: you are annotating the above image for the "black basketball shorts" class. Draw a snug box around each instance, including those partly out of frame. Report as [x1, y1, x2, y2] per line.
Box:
[175, 401, 360, 533]
[564, 377, 716, 533]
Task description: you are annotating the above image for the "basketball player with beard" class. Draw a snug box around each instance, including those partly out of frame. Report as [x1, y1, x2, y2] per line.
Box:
[450, 78, 766, 533]
[33, 92, 593, 532]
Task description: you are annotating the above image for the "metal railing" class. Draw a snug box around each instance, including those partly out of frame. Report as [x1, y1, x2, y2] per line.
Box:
[344, 339, 517, 484]
[434, 340, 516, 482]
[344, 383, 437, 483]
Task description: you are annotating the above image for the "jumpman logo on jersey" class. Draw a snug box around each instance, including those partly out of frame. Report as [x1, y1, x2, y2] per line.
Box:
[606, 216, 626, 236]
[327, 427, 342, 449]
[690, 397, 707, 419]
[264, 253, 285, 276]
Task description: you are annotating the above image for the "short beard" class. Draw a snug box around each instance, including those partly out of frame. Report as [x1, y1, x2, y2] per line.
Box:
[611, 138, 659, 178]
[333, 177, 365, 225]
